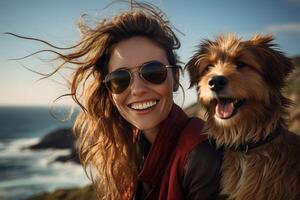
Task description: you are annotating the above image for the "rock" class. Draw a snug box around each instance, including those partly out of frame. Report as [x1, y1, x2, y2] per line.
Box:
[26, 185, 98, 200]
[286, 56, 300, 135]
[28, 128, 75, 150]
[54, 148, 80, 164]
[26, 128, 80, 164]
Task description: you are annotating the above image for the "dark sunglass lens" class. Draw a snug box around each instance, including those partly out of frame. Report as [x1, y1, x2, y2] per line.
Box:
[107, 70, 130, 94]
[141, 62, 167, 84]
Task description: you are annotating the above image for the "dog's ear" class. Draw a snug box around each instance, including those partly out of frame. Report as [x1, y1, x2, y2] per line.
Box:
[185, 40, 213, 88]
[249, 34, 294, 87]
[185, 53, 201, 89]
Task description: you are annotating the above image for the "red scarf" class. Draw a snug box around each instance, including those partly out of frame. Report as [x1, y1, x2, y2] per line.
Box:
[138, 104, 207, 199]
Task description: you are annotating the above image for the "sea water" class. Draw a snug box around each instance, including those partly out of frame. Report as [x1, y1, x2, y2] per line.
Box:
[0, 106, 90, 200]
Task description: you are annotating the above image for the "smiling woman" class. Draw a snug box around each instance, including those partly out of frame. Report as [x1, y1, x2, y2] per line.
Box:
[7, 1, 222, 200]
[107, 37, 177, 143]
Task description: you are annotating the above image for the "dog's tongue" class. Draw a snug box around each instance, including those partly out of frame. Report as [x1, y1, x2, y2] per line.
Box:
[215, 100, 234, 119]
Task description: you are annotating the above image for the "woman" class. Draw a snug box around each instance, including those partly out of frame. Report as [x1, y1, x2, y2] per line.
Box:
[11, 2, 222, 199]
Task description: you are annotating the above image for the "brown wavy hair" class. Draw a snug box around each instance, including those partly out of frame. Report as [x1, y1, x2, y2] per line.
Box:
[8, 2, 181, 199]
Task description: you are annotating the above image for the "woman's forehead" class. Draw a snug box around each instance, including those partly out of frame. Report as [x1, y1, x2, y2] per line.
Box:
[108, 36, 168, 72]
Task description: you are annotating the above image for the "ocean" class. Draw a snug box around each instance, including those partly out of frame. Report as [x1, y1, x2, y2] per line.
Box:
[0, 106, 91, 200]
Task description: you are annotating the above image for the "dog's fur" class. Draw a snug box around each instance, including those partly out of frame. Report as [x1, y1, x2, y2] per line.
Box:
[186, 34, 300, 200]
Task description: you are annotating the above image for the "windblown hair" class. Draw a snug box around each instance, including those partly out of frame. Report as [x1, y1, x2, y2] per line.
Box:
[8, 2, 180, 199]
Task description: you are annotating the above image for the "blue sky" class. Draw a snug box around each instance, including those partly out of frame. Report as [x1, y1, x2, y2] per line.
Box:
[0, 0, 300, 107]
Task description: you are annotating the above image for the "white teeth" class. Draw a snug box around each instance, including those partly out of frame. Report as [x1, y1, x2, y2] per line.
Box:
[130, 100, 157, 110]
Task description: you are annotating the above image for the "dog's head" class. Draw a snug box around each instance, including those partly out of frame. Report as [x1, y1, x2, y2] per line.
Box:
[186, 34, 294, 146]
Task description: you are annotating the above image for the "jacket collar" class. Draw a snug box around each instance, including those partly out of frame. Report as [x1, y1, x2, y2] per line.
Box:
[138, 103, 189, 186]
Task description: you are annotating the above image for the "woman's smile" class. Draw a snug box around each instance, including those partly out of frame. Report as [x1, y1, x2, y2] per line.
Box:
[128, 99, 158, 111]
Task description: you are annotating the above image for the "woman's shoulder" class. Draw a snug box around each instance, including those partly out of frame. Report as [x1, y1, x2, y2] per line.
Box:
[182, 140, 223, 199]
[185, 117, 206, 130]
[185, 140, 223, 168]
[176, 117, 207, 150]
[176, 116, 223, 172]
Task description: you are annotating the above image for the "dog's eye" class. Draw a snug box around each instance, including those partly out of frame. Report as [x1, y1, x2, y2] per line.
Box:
[236, 61, 247, 69]
[202, 64, 214, 74]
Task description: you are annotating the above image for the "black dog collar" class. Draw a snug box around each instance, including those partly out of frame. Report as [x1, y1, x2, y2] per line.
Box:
[211, 125, 283, 153]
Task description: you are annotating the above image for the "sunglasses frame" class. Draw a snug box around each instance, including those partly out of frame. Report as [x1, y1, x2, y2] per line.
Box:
[103, 60, 179, 94]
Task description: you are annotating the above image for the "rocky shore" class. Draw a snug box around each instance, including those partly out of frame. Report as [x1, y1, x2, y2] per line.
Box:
[26, 185, 97, 200]
[26, 128, 80, 164]
[24, 128, 94, 200]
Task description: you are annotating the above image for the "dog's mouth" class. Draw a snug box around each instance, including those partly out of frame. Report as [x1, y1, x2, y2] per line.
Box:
[213, 97, 244, 119]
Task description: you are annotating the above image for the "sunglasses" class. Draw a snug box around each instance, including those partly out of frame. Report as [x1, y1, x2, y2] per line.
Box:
[103, 61, 178, 94]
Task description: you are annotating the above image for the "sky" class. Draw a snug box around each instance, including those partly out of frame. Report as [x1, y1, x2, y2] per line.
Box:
[0, 0, 300, 107]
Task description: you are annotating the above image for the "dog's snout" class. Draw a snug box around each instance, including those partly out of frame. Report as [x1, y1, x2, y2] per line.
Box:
[208, 76, 228, 92]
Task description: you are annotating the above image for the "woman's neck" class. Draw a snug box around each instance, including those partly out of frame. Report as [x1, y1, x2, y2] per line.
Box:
[142, 127, 159, 144]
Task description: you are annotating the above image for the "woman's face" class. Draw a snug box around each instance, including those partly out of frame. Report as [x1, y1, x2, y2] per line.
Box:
[108, 36, 177, 136]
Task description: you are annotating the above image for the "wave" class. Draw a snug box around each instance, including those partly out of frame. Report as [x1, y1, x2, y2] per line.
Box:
[0, 162, 90, 200]
[0, 138, 90, 200]
[0, 138, 38, 158]
[0, 163, 90, 189]
[0, 141, 4, 151]
[0, 138, 70, 160]
[0, 137, 39, 150]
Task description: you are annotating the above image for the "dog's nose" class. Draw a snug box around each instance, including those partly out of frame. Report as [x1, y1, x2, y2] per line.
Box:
[208, 76, 228, 92]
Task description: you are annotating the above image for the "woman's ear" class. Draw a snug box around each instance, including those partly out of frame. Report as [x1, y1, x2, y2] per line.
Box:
[173, 69, 180, 92]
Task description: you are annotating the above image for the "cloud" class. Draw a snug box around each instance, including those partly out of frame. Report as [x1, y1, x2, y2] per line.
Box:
[264, 23, 300, 34]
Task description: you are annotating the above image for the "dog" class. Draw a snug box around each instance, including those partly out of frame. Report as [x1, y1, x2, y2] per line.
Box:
[185, 34, 300, 200]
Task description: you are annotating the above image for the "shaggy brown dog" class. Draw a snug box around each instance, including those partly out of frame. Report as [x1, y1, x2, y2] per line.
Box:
[186, 34, 300, 200]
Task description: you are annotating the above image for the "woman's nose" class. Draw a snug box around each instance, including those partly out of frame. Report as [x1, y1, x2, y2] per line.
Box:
[130, 72, 148, 96]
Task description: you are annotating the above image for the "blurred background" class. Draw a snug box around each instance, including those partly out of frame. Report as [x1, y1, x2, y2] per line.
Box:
[0, 0, 299, 199]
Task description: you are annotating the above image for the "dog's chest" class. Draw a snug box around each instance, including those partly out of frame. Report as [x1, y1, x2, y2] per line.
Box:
[221, 152, 249, 197]
[221, 150, 274, 199]
[220, 146, 300, 200]
[221, 151, 278, 200]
